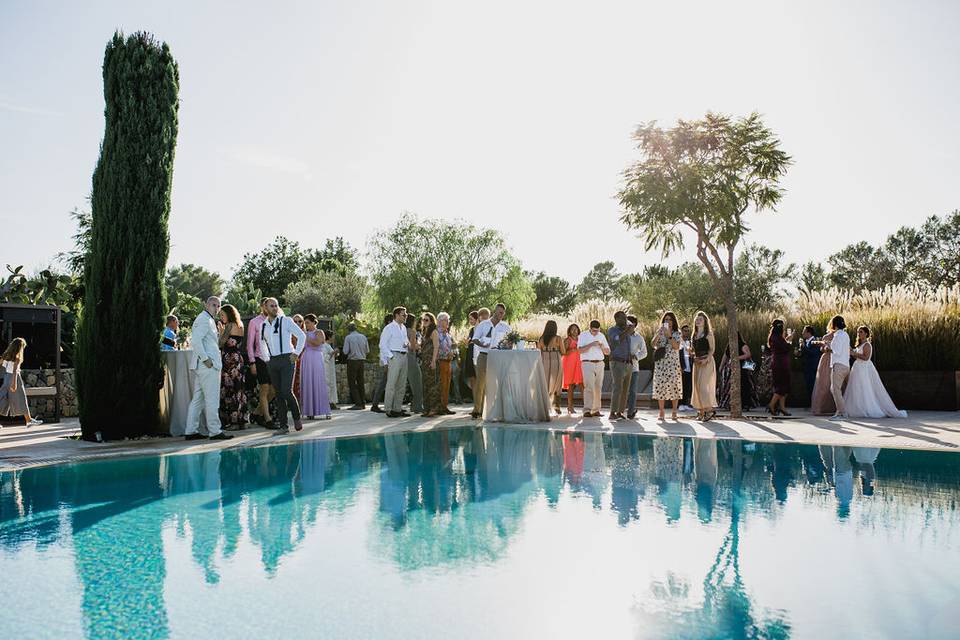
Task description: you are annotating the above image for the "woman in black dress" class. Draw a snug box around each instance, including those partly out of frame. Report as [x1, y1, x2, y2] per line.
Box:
[766, 319, 794, 416]
[463, 310, 479, 393]
[718, 332, 757, 411]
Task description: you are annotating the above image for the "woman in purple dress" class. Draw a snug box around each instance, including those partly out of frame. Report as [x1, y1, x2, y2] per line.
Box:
[766, 318, 794, 417]
[300, 314, 331, 420]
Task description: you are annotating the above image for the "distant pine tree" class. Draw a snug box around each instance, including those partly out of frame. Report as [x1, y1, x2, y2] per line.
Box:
[76, 31, 179, 440]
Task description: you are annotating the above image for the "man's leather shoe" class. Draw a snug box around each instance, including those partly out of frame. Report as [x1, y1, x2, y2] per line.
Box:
[386, 412, 400, 418]
[348, 405, 364, 411]
[294, 419, 303, 432]
[370, 406, 384, 413]
[398, 411, 411, 417]
[184, 433, 206, 441]
[209, 432, 233, 440]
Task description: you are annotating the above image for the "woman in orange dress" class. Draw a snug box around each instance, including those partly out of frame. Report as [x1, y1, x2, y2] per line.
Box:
[562, 323, 584, 415]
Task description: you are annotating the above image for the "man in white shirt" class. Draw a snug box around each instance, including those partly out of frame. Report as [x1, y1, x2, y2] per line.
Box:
[379, 306, 411, 417]
[261, 297, 307, 434]
[826, 315, 851, 420]
[626, 315, 648, 419]
[470, 303, 511, 419]
[185, 297, 232, 441]
[578, 319, 610, 417]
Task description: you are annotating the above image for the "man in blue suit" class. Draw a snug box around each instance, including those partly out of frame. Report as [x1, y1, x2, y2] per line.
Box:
[798, 325, 821, 405]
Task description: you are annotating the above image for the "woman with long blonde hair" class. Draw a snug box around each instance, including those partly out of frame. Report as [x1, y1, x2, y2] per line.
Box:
[0, 338, 41, 426]
[690, 311, 717, 421]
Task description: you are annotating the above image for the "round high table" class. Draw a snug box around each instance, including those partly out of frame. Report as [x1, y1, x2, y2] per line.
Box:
[483, 349, 551, 423]
[159, 350, 207, 436]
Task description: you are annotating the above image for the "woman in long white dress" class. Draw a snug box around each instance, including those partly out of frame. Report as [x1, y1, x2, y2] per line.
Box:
[843, 326, 907, 418]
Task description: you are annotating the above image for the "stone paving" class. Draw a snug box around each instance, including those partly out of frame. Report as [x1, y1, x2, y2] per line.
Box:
[1, 405, 958, 471]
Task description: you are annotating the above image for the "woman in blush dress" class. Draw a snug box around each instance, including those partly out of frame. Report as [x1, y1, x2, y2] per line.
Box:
[690, 311, 717, 422]
[811, 326, 838, 416]
[299, 315, 331, 420]
[843, 326, 907, 418]
[537, 320, 566, 416]
[561, 324, 584, 416]
[766, 319, 794, 417]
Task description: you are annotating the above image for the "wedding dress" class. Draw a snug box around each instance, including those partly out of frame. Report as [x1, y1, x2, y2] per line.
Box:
[843, 343, 907, 418]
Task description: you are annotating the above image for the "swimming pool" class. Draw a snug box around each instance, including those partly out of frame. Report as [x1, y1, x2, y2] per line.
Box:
[1, 428, 957, 639]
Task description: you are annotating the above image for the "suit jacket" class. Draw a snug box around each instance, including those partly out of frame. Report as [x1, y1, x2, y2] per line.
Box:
[799, 338, 821, 374]
[190, 311, 222, 371]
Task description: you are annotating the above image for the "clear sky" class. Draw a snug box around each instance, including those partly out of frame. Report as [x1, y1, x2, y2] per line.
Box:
[2, 0, 958, 285]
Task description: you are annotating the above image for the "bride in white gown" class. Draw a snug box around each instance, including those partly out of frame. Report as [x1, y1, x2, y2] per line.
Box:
[843, 326, 907, 418]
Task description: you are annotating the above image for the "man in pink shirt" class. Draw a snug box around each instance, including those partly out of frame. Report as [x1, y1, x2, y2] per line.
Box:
[246, 298, 275, 426]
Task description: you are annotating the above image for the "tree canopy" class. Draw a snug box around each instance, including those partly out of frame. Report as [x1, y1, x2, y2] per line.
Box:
[231, 235, 359, 305]
[164, 263, 224, 310]
[367, 213, 534, 323]
[576, 261, 622, 301]
[528, 271, 578, 315]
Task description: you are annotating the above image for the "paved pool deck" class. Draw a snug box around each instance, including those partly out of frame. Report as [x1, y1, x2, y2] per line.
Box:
[2, 405, 958, 470]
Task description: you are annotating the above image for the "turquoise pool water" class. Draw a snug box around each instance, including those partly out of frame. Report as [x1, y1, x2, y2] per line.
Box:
[1, 428, 958, 639]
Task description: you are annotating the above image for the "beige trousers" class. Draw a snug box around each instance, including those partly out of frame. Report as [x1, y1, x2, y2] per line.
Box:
[473, 353, 488, 415]
[831, 363, 850, 415]
[581, 361, 605, 413]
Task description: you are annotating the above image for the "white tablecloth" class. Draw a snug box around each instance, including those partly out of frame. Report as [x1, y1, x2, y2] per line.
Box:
[159, 350, 206, 436]
[483, 350, 551, 423]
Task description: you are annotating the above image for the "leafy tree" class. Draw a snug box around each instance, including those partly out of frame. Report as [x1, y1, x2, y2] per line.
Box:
[284, 271, 366, 318]
[75, 31, 179, 440]
[797, 261, 829, 295]
[222, 281, 263, 318]
[577, 261, 623, 301]
[164, 263, 224, 310]
[620, 263, 722, 319]
[56, 203, 92, 277]
[734, 245, 796, 311]
[826, 241, 894, 291]
[618, 112, 791, 417]
[367, 213, 534, 323]
[232, 235, 358, 305]
[528, 271, 577, 315]
[919, 210, 960, 287]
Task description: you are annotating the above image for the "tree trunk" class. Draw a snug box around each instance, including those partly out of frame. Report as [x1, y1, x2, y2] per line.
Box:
[75, 32, 179, 440]
[724, 279, 743, 418]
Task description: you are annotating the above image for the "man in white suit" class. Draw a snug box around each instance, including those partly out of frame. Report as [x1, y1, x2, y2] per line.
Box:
[185, 296, 233, 441]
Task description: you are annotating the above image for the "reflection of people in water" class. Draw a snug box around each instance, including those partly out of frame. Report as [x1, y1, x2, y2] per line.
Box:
[853, 447, 880, 496]
[819, 445, 854, 516]
[653, 437, 683, 521]
[610, 434, 642, 526]
[768, 444, 796, 503]
[694, 440, 718, 522]
[562, 433, 586, 491]
[582, 432, 609, 508]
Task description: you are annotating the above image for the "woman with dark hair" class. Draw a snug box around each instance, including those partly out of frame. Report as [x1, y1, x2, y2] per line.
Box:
[810, 321, 838, 415]
[562, 324, 584, 415]
[218, 304, 248, 429]
[300, 314, 332, 420]
[405, 313, 423, 414]
[537, 320, 566, 415]
[718, 332, 757, 411]
[419, 312, 440, 416]
[651, 311, 682, 420]
[843, 325, 907, 418]
[766, 318, 794, 416]
[463, 310, 480, 393]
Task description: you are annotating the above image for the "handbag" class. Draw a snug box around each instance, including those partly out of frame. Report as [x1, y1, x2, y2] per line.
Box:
[653, 346, 667, 362]
[741, 360, 756, 371]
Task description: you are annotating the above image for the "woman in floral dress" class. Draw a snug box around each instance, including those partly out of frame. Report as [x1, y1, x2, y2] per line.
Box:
[218, 304, 248, 429]
[651, 311, 682, 421]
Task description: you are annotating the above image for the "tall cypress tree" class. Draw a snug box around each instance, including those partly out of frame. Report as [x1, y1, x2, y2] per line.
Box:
[76, 32, 179, 440]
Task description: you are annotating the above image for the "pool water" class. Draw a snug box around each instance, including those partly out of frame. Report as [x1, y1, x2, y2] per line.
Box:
[1, 428, 958, 639]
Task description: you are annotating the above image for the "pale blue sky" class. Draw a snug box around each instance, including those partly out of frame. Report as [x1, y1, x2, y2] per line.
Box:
[2, 0, 958, 284]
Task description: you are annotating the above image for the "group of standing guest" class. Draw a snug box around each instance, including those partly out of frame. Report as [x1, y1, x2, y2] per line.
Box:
[169, 296, 365, 441]
[374, 306, 461, 418]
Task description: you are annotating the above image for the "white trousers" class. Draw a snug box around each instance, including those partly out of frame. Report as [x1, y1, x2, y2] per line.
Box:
[186, 365, 223, 436]
[581, 361, 605, 413]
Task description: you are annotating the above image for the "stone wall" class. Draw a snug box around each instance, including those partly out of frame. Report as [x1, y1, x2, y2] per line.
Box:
[333, 362, 383, 403]
[23, 368, 78, 420]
